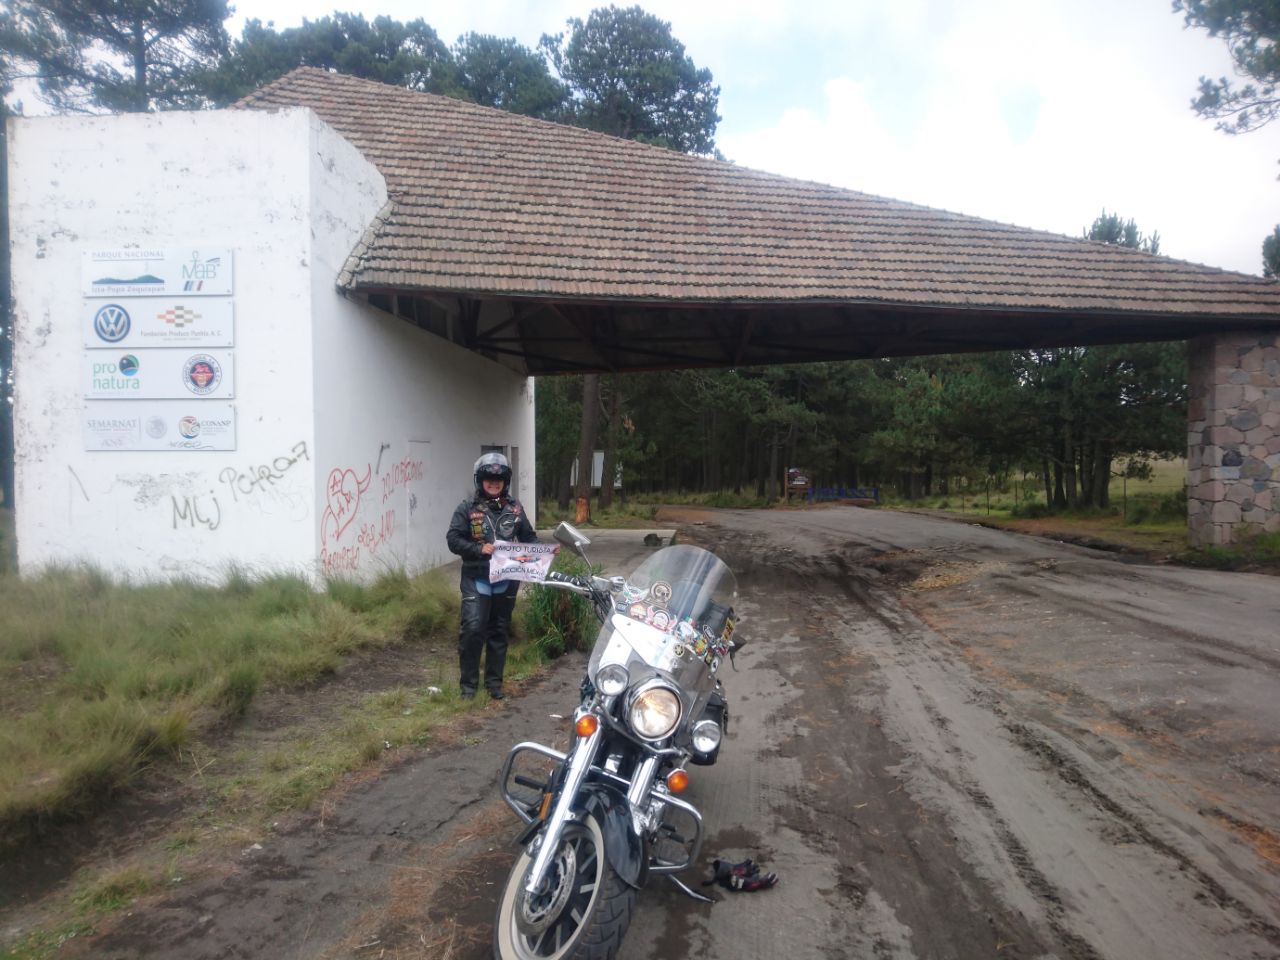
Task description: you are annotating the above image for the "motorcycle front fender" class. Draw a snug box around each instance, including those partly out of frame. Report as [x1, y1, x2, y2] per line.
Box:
[575, 782, 647, 890]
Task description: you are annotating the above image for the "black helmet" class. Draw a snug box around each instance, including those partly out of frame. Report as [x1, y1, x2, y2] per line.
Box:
[474, 452, 512, 498]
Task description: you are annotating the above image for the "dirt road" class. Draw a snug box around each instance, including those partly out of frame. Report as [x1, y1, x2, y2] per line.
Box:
[68, 508, 1280, 959]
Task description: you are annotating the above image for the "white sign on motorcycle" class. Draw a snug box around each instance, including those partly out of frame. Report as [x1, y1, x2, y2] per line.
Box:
[489, 541, 560, 583]
[82, 248, 234, 297]
[83, 299, 234, 348]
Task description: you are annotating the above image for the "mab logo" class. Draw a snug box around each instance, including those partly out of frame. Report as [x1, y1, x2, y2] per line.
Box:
[93, 304, 131, 342]
[182, 252, 222, 291]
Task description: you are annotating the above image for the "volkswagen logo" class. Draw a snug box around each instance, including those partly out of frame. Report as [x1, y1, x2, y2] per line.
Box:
[94, 304, 131, 342]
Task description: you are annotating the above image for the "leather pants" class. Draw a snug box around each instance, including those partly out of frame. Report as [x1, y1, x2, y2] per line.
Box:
[458, 578, 516, 693]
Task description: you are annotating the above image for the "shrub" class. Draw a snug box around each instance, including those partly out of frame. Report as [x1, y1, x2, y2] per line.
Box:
[1125, 488, 1184, 525]
[519, 554, 596, 657]
[1010, 501, 1053, 519]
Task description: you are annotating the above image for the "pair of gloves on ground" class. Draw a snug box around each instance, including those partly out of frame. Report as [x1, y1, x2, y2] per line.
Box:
[704, 857, 778, 892]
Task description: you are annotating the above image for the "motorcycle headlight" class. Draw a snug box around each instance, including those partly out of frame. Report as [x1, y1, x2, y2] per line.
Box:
[595, 663, 629, 697]
[692, 718, 722, 754]
[627, 683, 681, 741]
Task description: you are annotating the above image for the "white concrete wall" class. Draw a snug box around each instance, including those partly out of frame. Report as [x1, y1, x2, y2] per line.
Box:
[10, 108, 325, 579]
[9, 105, 534, 582]
[309, 140, 536, 579]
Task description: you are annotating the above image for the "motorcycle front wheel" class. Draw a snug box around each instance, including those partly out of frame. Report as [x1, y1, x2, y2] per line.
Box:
[493, 813, 636, 960]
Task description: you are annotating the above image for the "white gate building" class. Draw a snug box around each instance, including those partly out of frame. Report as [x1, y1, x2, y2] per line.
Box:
[8, 106, 534, 581]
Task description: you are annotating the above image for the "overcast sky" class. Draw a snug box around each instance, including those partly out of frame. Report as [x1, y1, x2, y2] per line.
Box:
[232, 1, 1275, 276]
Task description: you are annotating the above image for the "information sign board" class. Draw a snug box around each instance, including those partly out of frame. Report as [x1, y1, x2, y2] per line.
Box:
[82, 248, 234, 297]
[83, 349, 235, 399]
[83, 298, 234, 348]
[83, 402, 236, 451]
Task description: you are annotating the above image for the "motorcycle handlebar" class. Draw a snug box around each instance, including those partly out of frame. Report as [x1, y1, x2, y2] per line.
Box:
[544, 570, 591, 594]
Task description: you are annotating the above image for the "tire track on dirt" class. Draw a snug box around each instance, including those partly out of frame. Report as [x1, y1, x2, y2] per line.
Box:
[803, 538, 1279, 959]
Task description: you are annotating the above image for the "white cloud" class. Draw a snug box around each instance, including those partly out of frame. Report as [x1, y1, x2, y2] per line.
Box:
[717, 0, 1280, 274]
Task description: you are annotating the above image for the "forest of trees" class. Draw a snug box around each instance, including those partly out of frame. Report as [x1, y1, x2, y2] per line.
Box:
[536, 209, 1185, 512]
[0, 3, 1248, 518]
[534, 342, 1187, 511]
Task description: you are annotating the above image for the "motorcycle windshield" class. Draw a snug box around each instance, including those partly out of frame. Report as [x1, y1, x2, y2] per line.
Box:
[613, 544, 738, 642]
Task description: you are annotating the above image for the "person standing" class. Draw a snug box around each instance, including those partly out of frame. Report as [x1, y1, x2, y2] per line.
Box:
[445, 452, 537, 699]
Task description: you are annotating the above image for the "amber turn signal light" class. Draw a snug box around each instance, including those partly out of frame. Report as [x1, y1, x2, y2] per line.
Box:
[575, 714, 599, 737]
[666, 769, 689, 793]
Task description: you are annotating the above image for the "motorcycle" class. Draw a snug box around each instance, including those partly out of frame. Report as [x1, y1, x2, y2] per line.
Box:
[493, 521, 745, 960]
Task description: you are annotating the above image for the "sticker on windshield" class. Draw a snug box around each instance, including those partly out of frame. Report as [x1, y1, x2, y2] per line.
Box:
[650, 580, 673, 605]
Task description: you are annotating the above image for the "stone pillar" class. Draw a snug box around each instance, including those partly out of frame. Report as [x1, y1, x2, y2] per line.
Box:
[1187, 331, 1280, 547]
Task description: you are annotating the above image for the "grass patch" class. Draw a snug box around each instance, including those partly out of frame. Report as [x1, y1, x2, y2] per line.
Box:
[537, 499, 660, 528]
[0, 549, 587, 957]
[211, 672, 474, 816]
[0, 565, 460, 847]
[517, 553, 597, 657]
[538, 489, 775, 527]
[880, 465, 1192, 556]
[1181, 531, 1280, 571]
[0, 508, 13, 577]
[71, 865, 159, 914]
[1, 919, 95, 960]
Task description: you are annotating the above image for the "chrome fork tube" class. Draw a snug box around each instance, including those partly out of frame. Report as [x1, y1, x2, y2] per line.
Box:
[626, 755, 661, 818]
[523, 724, 602, 895]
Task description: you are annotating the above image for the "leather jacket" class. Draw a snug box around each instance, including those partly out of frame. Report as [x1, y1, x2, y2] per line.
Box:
[446, 494, 537, 580]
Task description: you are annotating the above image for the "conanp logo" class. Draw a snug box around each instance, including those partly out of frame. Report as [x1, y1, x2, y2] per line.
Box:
[94, 304, 131, 342]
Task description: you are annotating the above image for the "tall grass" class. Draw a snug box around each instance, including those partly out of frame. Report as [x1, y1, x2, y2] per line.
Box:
[517, 554, 597, 657]
[0, 507, 14, 576]
[0, 565, 458, 846]
[1182, 531, 1280, 570]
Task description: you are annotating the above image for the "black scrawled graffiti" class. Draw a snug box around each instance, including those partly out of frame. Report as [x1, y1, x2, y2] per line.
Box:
[172, 494, 221, 531]
[219, 441, 310, 502]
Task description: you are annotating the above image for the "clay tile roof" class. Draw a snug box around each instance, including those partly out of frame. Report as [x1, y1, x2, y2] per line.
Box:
[239, 67, 1280, 317]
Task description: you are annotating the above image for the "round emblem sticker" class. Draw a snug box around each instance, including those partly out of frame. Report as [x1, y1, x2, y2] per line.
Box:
[183, 354, 222, 395]
[118, 354, 139, 377]
[145, 416, 167, 439]
[94, 304, 131, 343]
[178, 416, 201, 439]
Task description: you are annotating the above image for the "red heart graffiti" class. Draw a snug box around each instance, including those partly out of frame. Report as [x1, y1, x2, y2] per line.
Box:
[322, 465, 372, 543]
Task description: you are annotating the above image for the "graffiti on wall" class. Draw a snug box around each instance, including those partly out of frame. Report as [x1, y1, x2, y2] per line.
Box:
[381, 457, 424, 505]
[320, 544, 360, 576]
[321, 465, 372, 544]
[220, 440, 310, 502]
[172, 493, 221, 530]
[317, 452, 423, 577]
